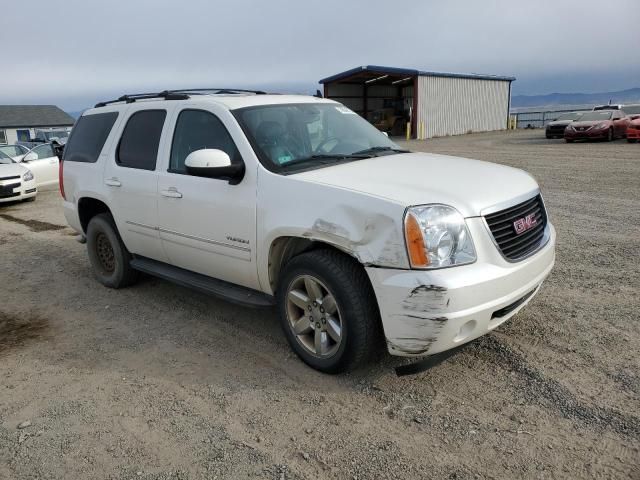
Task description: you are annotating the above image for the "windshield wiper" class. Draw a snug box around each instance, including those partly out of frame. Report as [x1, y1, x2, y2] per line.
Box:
[279, 153, 372, 170]
[351, 146, 411, 156]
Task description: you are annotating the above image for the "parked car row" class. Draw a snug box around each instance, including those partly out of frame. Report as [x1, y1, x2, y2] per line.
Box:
[545, 105, 640, 143]
[0, 142, 61, 203]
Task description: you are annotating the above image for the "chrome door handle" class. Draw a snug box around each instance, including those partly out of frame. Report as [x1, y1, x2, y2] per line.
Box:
[105, 178, 121, 187]
[161, 187, 182, 198]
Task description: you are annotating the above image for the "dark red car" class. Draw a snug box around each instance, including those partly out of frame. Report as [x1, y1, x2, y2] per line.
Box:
[564, 110, 628, 142]
[623, 105, 640, 143]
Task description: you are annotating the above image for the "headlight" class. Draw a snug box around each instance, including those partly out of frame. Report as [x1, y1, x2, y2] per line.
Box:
[404, 205, 476, 269]
[595, 122, 608, 129]
[22, 170, 34, 181]
[566, 125, 575, 131]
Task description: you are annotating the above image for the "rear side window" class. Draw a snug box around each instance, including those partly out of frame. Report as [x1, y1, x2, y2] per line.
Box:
[63, 112, 118, 163]
[117, 110, 166, 170]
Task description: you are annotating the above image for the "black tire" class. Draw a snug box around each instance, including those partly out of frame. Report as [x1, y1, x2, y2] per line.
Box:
[565, 138, 573, 143]
[276, 249, 381, 373]
[86, 213, 138, 288]
[628, 138, 636, 143]
[606, 128, 613, 142]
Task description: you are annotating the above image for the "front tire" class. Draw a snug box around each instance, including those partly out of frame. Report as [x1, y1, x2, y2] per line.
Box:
[276, 249, 381, 373]
[606, 128, 613, 142]
[565, 138, 573, 143]
[86, 213, 139, 288]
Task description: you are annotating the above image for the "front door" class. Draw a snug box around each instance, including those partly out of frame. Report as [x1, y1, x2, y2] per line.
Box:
[23, 143, 59, 186]
[102, 107, 170, 263]
[157, 107, 258, 290]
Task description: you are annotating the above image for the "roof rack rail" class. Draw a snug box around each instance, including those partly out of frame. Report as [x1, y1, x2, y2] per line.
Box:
[171, 88, 267, 95]
[94, 90, 190, 108]
[94, 88, 267, 108]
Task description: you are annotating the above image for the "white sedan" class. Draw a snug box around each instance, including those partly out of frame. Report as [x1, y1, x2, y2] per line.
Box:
[0, 151, 37, 203]
[19, 143, 60, 187]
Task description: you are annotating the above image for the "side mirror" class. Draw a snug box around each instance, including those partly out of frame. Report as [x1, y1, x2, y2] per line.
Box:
[382, 131, 389, 137]
[184, 149, 244, 184]
[23, 152, 38, 162]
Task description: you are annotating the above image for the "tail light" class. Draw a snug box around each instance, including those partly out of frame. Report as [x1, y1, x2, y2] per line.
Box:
[59, 160, 66, 200]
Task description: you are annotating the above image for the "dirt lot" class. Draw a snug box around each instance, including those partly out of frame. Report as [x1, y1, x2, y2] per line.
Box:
[1, 130, 638, 479]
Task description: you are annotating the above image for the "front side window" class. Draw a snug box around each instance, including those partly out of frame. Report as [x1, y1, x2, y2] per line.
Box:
[169, 110, 240, 173]
[117, 110, 166, 170]
[64, 112, 118, 163]
[233, 103, 405, 173]
[30, 144, 55, 159]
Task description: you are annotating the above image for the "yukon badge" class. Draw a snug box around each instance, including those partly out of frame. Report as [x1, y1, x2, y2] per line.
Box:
[513, 213, 538, 235]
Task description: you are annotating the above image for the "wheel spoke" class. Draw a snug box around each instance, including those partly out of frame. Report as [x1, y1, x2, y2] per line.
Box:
[321, 294, 337, 315]
[314, 329, 329, 355]
[304, 277, 323, 302]
[326, 316, 341, 343]
[293, 316, 312, 335]
[288, 289, 309, 310]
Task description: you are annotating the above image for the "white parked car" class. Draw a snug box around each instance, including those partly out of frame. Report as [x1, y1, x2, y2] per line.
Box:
[20, 143, 60, 187]
[61, 90, 556, 373]
[0, 150, 37, 202]
[0, 144, 30, 162]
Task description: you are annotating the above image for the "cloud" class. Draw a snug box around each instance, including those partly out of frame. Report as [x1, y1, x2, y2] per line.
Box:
[2, 0, 638, 109]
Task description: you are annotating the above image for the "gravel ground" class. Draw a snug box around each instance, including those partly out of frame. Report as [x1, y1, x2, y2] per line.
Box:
[0, 130, 638, 479]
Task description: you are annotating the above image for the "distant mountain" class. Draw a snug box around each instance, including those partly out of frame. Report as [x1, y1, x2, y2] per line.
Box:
[511, 88, 640, 109]
[67, 110, 84, 119]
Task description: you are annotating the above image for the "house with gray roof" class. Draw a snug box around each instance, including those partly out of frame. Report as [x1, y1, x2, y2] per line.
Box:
[0, 105, 75, 145]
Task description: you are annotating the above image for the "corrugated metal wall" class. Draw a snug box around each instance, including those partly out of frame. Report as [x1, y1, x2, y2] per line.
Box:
[416, 76, 510, 139]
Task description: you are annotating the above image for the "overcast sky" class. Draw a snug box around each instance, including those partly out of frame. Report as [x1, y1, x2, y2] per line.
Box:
[2, 0, 639, 110]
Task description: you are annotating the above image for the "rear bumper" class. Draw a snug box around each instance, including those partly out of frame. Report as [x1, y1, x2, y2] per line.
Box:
[0, 178, 37, 203]
[366, 219, 556, 357]
[63, 199, 82, 232]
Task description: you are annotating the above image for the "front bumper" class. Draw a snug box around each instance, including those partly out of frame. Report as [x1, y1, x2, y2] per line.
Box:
[564, 128, 607, 140]
[627, 128, 640, 140]
[366, 218, 556, 357]
[0, 177, 37, 203]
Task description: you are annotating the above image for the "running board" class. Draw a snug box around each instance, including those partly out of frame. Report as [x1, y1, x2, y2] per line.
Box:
[130, 257, 275, 308]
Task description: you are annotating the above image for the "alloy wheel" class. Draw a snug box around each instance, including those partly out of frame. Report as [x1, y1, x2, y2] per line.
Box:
[285, 274, 343, 358]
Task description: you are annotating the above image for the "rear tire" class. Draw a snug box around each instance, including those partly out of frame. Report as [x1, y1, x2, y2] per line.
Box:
[276, 249, 381, 373]
[86, 213, 139, 288]
[628, 138, 637, 143]
[565, 138, 573, 143]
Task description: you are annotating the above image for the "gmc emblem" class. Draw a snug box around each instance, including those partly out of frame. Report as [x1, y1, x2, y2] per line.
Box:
[513, 213, 538, 235]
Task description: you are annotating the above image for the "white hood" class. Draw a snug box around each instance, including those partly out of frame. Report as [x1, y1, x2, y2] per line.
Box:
[0, 162, 28, 178]
[293, 152, 539, 217]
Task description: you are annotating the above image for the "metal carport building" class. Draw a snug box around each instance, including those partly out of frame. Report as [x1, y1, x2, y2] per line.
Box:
[319, 65, 515, 139]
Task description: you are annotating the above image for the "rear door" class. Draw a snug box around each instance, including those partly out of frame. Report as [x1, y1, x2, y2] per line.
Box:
[156, 105, 259, 290]
[23, 143, 59, 186]
[102, 106, 172, 263]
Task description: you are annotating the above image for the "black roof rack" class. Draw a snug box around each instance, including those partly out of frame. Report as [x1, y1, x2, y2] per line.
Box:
[94, 88, 267, 108]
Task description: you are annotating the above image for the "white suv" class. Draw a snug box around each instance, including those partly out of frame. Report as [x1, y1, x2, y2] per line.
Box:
[61, 89, 556, 373]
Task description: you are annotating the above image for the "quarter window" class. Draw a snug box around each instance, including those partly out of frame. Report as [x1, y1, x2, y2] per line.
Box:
[117, 110, 167, 170]
[170, 110, 240, 173]
[64, 112, 118, 163]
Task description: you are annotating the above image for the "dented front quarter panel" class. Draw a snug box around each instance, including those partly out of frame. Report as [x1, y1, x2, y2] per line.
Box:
[256, 169, 410, 293]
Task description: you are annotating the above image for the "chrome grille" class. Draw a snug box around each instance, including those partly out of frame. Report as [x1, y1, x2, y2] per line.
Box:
[485, 195, 547, 261]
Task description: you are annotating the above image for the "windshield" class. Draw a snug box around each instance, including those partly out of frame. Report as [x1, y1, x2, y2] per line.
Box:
[624, 105, 640, 115]
[555, 112, 581, 121]
[577, 111, 613, 121]
[0, 145, 27, 157]
[234, 103, 406, 171]
[0, 150, 15, 164]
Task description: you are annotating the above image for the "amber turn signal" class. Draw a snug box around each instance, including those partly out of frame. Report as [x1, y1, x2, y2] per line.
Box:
[405, 213, 429, 268]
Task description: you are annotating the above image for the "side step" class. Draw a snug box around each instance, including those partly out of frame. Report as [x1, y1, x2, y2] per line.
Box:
[130, 256, 275, 308]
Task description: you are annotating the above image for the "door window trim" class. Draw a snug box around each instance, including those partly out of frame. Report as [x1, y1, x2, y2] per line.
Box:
[167, 108, 244, 176]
